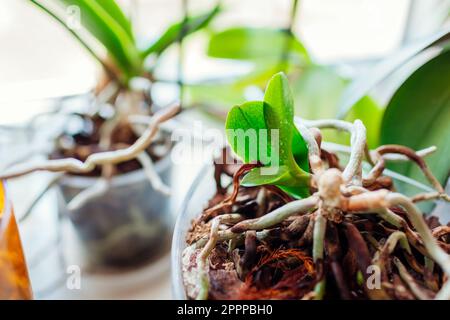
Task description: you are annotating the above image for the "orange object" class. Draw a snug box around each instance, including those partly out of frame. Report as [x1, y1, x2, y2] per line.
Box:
[0, 181, 33, 299]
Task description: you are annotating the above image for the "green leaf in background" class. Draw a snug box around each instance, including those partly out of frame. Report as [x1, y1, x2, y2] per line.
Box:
[185, 82, 247, 117]
[207, 27, 310, 63]
[225, 73, 310, 199]
[292, 65, 382, 148]
[292, 65, 346, 119]
[346, 96, 382, 148]
[141, 5, 220, 57]
[60, 0, 142, 76]
[381, 50, 450, 188]
[59, 0, 142, 77]
[184, 64, 294, 128]
[185, 60, 298, 118]
[87, 0, 134, 40]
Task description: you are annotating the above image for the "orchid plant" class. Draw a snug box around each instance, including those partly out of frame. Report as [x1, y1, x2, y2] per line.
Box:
[183, 72, 450, 300]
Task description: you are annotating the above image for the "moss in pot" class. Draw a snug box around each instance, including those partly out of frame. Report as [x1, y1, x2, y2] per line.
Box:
[176, 73, 450, 300]
[0, 1, 219, 269]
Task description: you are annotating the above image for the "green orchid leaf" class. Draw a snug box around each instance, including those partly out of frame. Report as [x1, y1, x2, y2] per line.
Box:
[380, 50, 450, 189]
[225, 72, 310, 199]
[242, 166, 309, 199]
[141, 5, 220, 57]
[263, 72, 309, 171]
[208, 27, 310, 63]
[241, 166, 290, 186]
[225, 101, 268, 164]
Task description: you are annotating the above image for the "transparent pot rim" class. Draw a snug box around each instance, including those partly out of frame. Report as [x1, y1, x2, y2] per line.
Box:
[58, 152, 172, 189]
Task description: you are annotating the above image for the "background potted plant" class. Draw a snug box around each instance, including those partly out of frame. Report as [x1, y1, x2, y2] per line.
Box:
[0, 0, 219, 269]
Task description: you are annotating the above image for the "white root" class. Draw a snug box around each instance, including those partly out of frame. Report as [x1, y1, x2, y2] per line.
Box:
[312, 210, 327, 262]
[196, 214, 244, 300]
[136, 152, 170, 196]
[295, 117, 368, 182]
[386, 193, 446, 265]
[0, 103, 180, 179]
[342, 120, 366, 185]
[312, 210, 327, 299]
[231, 195, 319, 233]
[67, 179, 110, 211]
[295, 123, 323, 175]
[346, 190, 450, 300]
[342, 185, 404, 228]
[380, 231, 412, 256]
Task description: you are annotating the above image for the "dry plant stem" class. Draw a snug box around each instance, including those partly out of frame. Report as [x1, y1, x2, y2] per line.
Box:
[231, 195, 319, 233]
[196, 214, 244, 300]
[0, 103, 181, 179]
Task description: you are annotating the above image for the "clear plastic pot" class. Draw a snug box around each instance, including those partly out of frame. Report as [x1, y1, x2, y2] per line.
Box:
[57, 154, 172, 269]
[170, 163, 446, 300]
